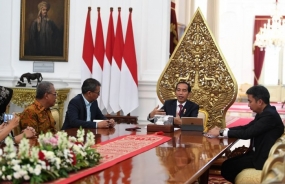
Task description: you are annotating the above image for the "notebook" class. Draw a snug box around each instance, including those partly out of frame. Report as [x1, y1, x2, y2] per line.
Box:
[181, 117, 204, 131]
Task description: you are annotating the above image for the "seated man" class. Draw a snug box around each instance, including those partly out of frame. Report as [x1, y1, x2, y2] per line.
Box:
[61, 78, 115, 130]
[20, 81, 57, 135]
[147, 81, 199, 127]
[206, 85, 284, 183]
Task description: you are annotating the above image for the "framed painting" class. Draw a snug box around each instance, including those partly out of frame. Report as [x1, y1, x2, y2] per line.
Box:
[19, 0, 69, 61]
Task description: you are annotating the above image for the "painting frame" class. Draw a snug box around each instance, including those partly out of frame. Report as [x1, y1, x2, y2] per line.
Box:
[19, 0, 69, 62]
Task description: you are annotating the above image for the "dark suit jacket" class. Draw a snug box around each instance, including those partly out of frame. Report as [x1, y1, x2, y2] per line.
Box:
[61, 94, 106, 130]
[161, 99, 199, 117]
[228, 105, 284, 169]
[148, 99, 199, 126]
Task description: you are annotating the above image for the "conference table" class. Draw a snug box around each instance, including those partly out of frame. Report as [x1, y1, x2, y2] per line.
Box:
[63, 124, 238, 184]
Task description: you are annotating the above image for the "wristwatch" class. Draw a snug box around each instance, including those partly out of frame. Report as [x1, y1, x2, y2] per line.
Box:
[219, 129, 224, 136]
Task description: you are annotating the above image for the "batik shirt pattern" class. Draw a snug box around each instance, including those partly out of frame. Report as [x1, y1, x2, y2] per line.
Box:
[20, 100, 57, 134]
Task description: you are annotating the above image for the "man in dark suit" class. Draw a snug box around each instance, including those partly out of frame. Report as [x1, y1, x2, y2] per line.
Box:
[61, 78, 115, 130]
[207, 85, 284, 183]
[147, 81, 199, 127]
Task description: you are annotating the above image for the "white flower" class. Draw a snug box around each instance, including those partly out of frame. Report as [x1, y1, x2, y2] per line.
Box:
[30, 147, 39, 161]
[77, 137, 84, 142]
[13, 172, 21, 179]
[0, 149, 2, 156]
[69, 136, 77, 142]
[42, 150, 55, 160]
[19, 170, 28, 177]
[12, 165, 21, 172]
[34, 165, 42, 175]
[23, 175, 30, 180]
[39, 160, 46, 169]
[18, 138, 30, 158]
[7, 175, 12, 180]
[85, 132, 95, 148]
[7, 152, 16, 159]
[2, 175, 6, 180]
[55, 158, 61, 169]
[11, 159, 21, 165]
[77, 128, 85, 142]
[28, 167, 34, 173]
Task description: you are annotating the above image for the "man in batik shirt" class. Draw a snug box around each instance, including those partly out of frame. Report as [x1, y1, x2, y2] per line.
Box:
[20, 81, 57, 135]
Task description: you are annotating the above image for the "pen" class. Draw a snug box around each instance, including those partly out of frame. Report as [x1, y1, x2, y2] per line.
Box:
[183, 109, 186, 114]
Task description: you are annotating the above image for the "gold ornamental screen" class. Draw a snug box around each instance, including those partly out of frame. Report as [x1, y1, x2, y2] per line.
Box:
[157, 8, 237, 130]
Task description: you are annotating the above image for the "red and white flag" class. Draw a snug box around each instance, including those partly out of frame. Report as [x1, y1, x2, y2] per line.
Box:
[93, 7, 105, 110]
[102, 8, 114, 113]
[119, 8, 138, 115]
[82, 7, 94, 84]
[110, 7, 124, 113]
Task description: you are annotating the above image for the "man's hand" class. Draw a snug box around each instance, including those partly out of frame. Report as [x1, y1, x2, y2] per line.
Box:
[97, 120, 116, 129]
[207, 126, 220, 137]
[22, 127, 36, 138]
[173, 112, 182, 126]
[108, 119, 116, 128]
[149, 105, 166, 118]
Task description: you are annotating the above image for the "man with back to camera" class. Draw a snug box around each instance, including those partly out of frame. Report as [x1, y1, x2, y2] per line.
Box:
[147, 81, 199, 127]
[61, 78, 115, 130]
[206, 85, 284, 183]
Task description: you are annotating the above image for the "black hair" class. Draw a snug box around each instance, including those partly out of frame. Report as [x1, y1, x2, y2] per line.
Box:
[81, 78, 101, 94]
[175, 81, 191, 92]
[246, 85, 270, 104]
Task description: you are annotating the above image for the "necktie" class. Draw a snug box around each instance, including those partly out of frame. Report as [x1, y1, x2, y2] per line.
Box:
[178, 104, 183, 116]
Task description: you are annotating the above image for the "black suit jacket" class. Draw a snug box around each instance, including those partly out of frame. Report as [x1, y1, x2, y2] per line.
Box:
[228, 105, 284, 169]
[161, 99, 199, 117]
[61, 94, 106, 130]
[148, 99, 199, 125]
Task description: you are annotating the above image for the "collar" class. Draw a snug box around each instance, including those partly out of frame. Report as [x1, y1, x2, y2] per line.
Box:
[34, 100, 48, 112]
[176, 101, 186, 107]
[82, 94, 92, 106]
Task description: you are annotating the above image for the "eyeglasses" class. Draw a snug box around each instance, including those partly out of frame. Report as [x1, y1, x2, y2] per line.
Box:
[91, 91, 100, 95]
[48, 92, 57, 96]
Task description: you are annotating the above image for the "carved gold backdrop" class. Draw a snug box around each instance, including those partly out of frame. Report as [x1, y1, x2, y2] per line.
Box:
[157, 8, 237, 130]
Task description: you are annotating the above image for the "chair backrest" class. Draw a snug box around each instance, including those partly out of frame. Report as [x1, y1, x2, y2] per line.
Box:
[156, 8, 237, 130]
[51, 108, 60, 131]
[198, 109, 209, 131]
[268, 140, 285, 156]
[239, 83, 252, 93]
[261, 151, 285, 184]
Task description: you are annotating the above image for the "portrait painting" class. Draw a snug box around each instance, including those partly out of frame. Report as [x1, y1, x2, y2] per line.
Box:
[20, 0, 69, 61]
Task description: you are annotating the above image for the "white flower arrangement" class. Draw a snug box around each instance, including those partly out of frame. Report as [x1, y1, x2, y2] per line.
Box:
[0, 127, 101, 184]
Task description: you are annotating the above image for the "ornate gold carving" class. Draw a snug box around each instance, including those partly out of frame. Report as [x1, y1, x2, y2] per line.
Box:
[11, 87, 70, 128]
[157, 8, 237, 130]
